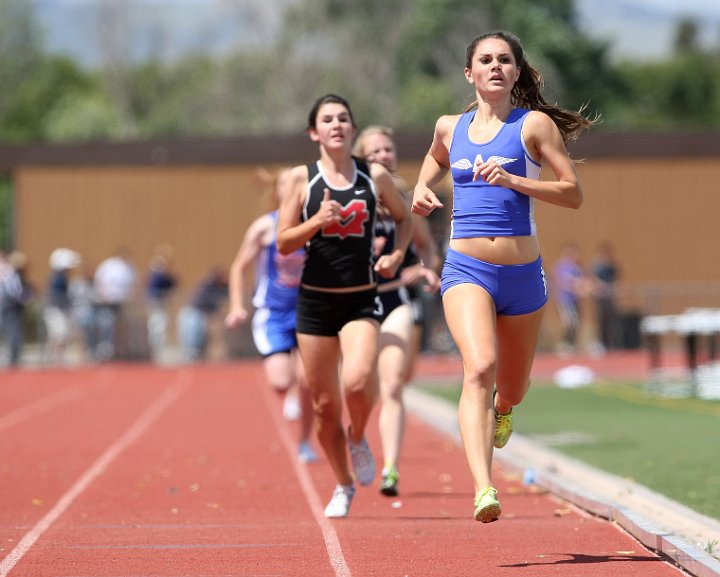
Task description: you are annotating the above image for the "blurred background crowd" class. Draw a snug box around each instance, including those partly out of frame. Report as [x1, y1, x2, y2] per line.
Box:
[0, 238, 627, 368]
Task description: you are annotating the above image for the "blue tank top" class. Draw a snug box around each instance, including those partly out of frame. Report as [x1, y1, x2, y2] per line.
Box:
[448, 108, 541, 238]
[252, 211, 305, 310]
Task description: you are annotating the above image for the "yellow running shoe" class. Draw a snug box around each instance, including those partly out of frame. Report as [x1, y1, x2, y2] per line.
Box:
[379, 466, 400, 497]
[494, 409, 513, 448]
[474, 487, 501, 523]
[493, 390, 513, 448]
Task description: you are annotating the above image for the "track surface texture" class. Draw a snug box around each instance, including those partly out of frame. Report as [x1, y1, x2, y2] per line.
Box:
[0, 353, 706, 576]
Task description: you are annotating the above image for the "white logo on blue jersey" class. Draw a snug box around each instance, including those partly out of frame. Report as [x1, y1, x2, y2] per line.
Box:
[452, 155, 517, 171]
[473, 154, 484, 171]
[450, 158, 473, 170]
[487, 155, 517, 166]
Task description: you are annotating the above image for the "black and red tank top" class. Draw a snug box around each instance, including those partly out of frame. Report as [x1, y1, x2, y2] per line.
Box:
[300, 159, 377, 288]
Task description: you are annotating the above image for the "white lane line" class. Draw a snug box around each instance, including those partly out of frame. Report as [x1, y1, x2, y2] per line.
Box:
[0, 388, 84, 434]
[261, 384, 352, 577]
[0, 368, 119, 434]
[0, 370, 192, 577]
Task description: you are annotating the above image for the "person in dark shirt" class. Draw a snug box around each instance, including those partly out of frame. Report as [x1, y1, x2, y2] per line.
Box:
[146, 244, 178, 361]
[177, 267, 227, 362]
[591, 241, 622, 351]
[43, 248, 82, 364]
[1, 251, 34, 366]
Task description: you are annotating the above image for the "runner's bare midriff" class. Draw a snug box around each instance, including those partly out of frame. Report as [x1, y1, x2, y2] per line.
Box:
[449, 236, 540, 265]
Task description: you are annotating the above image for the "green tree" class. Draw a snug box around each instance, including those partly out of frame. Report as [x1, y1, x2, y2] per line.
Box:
[395, 0, 498, 124]
[674, 18, 700, 54]
[2, 56, 95, 142]
[126, 57, 220, 138]
[392, 0, 616, 125]
[275, 0, 419, 129]
[610, 56, 719, 130]
[0, 0, 45, 139]
[45, 91, 124, 142]
[3, 0, 720, 142]
[604, 18, 720, 131]
[488, 0, 616, 117]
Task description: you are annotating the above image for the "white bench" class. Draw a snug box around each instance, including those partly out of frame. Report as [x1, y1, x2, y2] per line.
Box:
[640, 308, 720, 392]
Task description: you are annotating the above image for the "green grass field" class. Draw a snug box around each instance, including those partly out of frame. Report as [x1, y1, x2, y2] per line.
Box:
[421, 381, 720, 521]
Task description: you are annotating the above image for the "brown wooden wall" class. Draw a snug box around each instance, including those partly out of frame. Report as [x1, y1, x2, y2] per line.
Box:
[15, 156, 720, 305]
[546, 158, 718, 284]
[16, 165, 285, 292]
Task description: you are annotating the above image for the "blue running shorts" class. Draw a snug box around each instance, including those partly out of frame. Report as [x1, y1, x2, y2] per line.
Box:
[252, 306, 298, 357]
[441, 248, 548, 315]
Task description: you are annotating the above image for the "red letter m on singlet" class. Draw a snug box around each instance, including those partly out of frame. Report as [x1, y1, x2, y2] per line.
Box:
[323, 199, 369, 239]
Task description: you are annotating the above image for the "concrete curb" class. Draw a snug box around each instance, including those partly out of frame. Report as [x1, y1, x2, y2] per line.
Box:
[405, 386, 720, 577]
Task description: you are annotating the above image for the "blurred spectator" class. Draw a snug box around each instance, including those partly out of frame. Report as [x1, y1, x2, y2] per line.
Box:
[590, 241, 622, 351]
[145, 243, 178, 361]
[0, 250, 11, 319]
[177, 267, 228, 362]
[93, 247, 137, 362]
[0, 251, 9, 362]
[0, 250, 10, 280]
[43, 248, 82, 365]
[552, 243, 591, 355]
[69, 261, 97, 363]
[1, 251, 34, 366]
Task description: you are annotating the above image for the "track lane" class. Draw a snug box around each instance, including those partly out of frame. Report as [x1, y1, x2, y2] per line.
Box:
[0, 367, 190, 576]
[0, 367, 171, 550]
[0, 360, 690, 577]
[4, 363, 336, 576]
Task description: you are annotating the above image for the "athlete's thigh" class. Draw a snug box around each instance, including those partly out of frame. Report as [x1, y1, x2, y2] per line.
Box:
[379, 304, 413, 382]
[263, 351, 295, 391]
[291, 348, 307, 387]
[339, 318, 380, 386]
[297, 333, 341, 396]
[442, 283, 497, 367]
[496, 305, 545, 388]
[380, 303, 414, 344]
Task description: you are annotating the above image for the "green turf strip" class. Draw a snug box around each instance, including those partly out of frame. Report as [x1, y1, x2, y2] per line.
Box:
[421, 382, 720, 521]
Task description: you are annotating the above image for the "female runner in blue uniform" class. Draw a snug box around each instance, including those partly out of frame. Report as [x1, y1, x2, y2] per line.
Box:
[412, 31, 596, 522]
[225, 168, 318, 465]
[277, 94, 412, 518]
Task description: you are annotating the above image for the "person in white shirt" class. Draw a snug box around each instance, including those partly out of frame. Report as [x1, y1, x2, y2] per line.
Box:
[93, 247, 137, 361]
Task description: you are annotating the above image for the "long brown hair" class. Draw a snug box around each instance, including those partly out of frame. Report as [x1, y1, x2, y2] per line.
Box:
[464, 30, 596, 143]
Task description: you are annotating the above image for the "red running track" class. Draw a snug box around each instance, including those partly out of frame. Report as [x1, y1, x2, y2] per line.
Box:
[0, 360, 687, 576]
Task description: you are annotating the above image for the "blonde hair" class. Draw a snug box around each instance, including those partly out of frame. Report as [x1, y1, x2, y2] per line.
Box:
[256, 167, 292, 211]
[352, 125, 395, 159]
